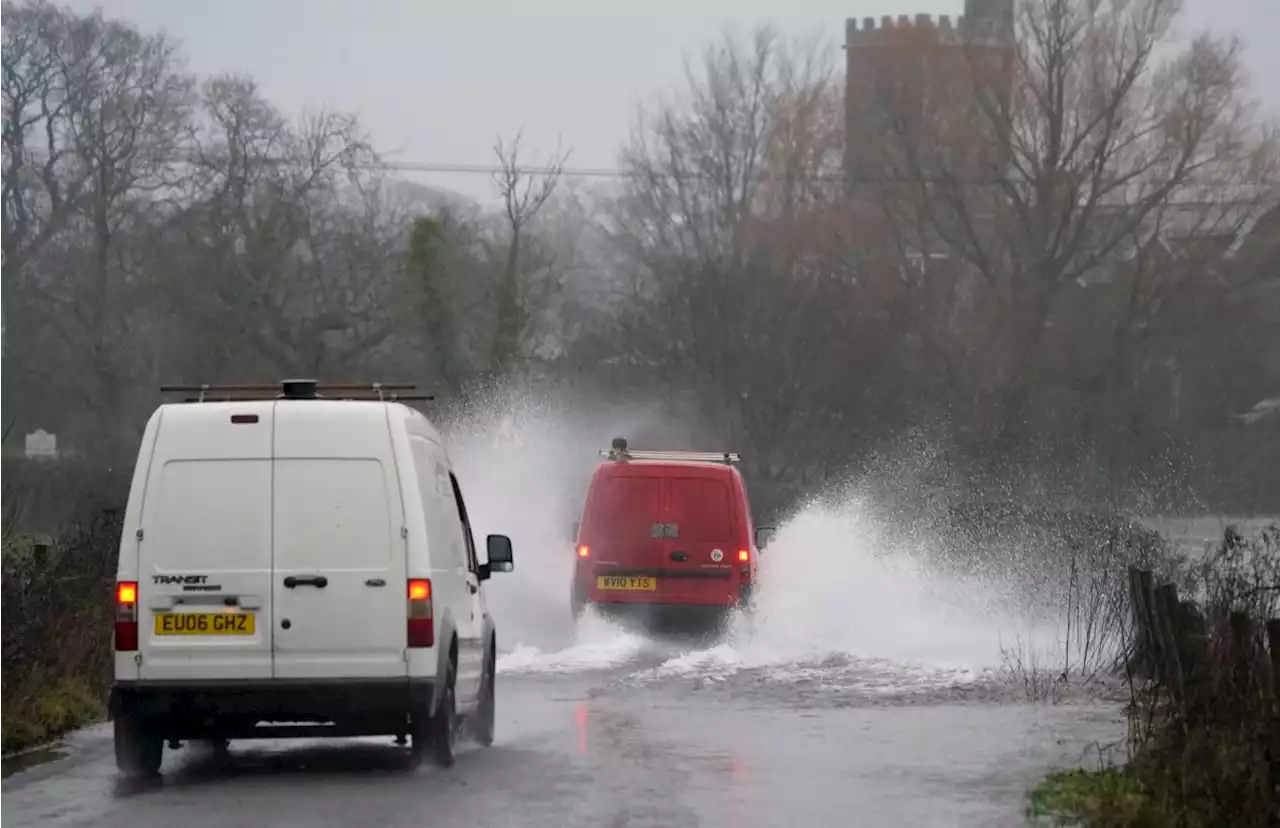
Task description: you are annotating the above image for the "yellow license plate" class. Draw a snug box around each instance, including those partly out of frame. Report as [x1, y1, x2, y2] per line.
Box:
[596, 575, 657, 591]
[154, 612, 256, 636]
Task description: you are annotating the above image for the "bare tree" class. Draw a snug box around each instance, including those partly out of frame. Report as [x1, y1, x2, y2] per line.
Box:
[1, 0, 83, 278]
[850, 0, 1277, 456]
[488, 130, 571, 375]
[402, 213, 462, 393]
[161, 76, 393, 382]
[604, 26, 904, 485]
[395, 134, 576, 395]
[67, 9, 193, 431]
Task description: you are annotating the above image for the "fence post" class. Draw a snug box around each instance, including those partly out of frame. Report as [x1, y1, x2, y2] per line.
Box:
[1136, 569, 1162, 683]
[1228, 611, 1258, 701]
[1153, 583, 1186, 705]
[1127, 568, 1150, 676]
[1176, 598, 1208, 690]
[1267, 619, 1280, 698]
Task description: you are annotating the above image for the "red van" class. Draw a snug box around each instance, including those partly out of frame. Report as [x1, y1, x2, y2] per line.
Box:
[569, 438, 774, 630]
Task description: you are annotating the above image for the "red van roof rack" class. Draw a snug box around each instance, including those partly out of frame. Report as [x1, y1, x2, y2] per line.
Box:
[160, 379, 434, 403]
[600, 437, 740, 465]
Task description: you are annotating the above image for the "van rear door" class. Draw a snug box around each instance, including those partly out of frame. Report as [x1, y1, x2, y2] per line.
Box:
[271, 403, 408, 680]
[136, 403, 275, 682]
[663, 475, 738, 602]
[588, 471, 666, 573]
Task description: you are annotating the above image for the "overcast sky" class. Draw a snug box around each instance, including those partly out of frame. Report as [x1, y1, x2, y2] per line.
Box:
[63, 0, 1280, 205]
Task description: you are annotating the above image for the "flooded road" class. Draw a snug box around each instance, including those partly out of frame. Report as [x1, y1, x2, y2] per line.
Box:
[3, 661, 1122, 828]
[1, 412, 1145, 826]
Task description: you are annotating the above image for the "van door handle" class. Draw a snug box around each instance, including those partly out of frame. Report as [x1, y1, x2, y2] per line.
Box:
[283, 575, 328, 589]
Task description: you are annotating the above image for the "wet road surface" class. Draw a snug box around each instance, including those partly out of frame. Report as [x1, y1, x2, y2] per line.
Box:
[3, 668, 1122, 828]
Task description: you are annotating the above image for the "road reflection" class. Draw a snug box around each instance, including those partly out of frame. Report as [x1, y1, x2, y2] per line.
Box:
[112, 740, 416, 797]
[574, 704, 589, 755]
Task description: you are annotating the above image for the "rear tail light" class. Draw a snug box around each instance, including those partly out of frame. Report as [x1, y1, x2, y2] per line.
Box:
[115, 581, 139, 651]
[737, 549, 750, 563]
[577, 545, 590, 558]
[407, 578, 434, 648]
[738, 550, 752, 587]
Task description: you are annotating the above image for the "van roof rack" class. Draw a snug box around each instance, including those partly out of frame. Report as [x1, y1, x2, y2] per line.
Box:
[600, 437, 740, 465]
[160, 380, 434, 403]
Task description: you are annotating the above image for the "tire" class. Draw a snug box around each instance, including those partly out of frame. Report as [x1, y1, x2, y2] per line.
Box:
[203, 737, 231, 761]
[429, 658, 458, 768]
[570, 583, 587, 621]
[472, 645, 496, 747]
[114, 711, 163, 777]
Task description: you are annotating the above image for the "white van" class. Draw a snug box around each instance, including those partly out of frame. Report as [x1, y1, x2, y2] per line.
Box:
[110, 380, 514, 775]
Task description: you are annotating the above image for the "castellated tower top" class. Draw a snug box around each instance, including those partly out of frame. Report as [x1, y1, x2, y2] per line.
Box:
[844, 0, 1013, 45]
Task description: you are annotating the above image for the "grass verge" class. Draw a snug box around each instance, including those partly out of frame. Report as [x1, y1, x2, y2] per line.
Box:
[1027, 524, 1280, 828]
[3, 464, 123, 755]
[1, 676, 104, 755]
[1029, 768, 1168, 828]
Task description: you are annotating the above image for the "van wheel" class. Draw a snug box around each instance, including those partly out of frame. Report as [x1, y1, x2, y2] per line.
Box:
[473, 647, 496, 747]
[429, 660, 458, 768]
[114, 712, 163, 776]
[202, 737, 231, 762]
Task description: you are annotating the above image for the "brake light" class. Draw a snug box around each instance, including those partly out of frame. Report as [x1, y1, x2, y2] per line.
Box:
[738, 549, 750, 563]
[115, 581, 139, 651]
[577, 545, 590, 558]
[407, 578, 434, 648]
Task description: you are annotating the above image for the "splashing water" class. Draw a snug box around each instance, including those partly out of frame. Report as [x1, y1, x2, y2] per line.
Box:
[497, 612, 648, 674]
[445, 391, 1040, 690]
[629, 504, 1019, 690]
[729, 505, 1010, 665]
[447, 389, 701, 655]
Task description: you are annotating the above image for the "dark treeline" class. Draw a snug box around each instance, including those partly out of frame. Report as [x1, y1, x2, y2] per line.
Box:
[3, 0, 1279, 517]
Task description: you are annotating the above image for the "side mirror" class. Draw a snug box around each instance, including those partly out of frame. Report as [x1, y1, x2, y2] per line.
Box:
[486, 534, 515, 573]
[754, 525, 777, 550]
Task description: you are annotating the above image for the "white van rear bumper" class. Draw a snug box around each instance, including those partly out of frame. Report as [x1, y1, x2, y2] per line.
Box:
[109, 677, 437, 740]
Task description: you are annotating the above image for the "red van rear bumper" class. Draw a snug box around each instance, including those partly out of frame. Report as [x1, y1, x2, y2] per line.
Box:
[574, 567, 744, 608]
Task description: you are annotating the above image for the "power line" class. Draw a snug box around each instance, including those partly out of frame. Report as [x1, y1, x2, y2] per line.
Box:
[375, 158, 1277, 190]
[379, 159, 884, 183]
[382, 160, 627, 178]
[379, 160, 937, 183]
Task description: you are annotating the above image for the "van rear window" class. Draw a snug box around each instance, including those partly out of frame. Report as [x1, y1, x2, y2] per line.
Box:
[668, 478, 734, 541]
[592, 476, 663, 538]
[151, 460, 272, 570]
[274, 459, 392, 568]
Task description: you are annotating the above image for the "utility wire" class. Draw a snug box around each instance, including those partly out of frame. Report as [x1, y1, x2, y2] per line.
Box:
[379, 159, 975, 183]
[380, 158, 886, 183]
[374, 158, 1277, 190]
[381, 160, 624, 178]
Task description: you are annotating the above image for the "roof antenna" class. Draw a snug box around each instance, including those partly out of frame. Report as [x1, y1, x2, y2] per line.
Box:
[280, 379, 319, 400]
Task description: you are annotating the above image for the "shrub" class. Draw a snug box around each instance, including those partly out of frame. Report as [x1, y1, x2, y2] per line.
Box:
[965, 504, 1185, 694]
[1029, 525, 1280, 828]
[1, 482, 122, 753]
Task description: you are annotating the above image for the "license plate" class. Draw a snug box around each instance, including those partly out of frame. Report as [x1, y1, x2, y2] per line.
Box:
[596, 575, 657, 591]
[154, 612, 256, 636]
